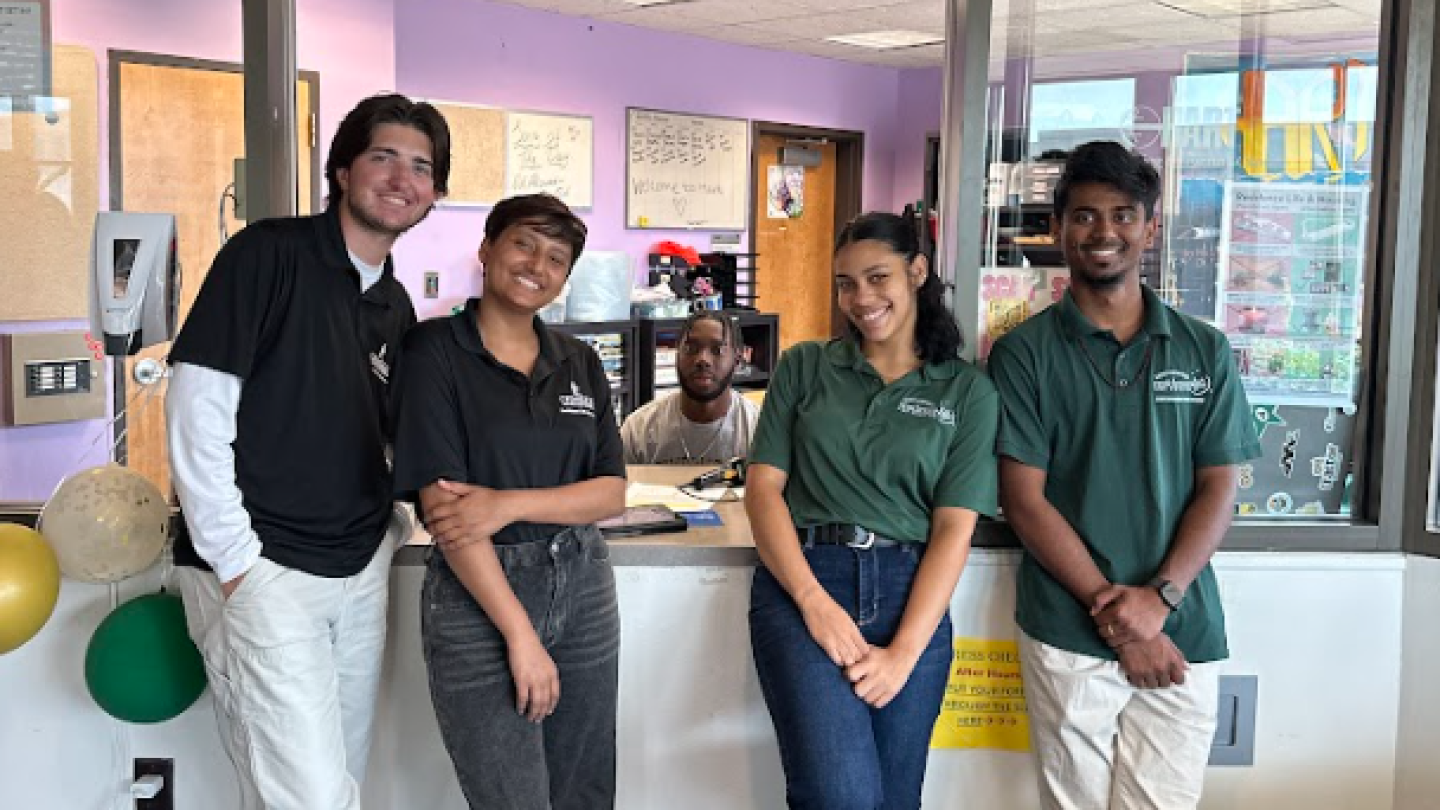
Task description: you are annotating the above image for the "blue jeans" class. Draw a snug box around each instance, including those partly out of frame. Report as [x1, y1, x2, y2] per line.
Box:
[422, 525, 620, 810]
[750, 542, 954, 810]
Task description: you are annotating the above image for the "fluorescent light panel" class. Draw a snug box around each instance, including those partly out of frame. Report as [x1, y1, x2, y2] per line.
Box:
[827, 30, 946, 50]
[620, 0, 694, 7]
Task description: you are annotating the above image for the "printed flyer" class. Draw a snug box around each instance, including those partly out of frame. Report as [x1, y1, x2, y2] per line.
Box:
[1217, 182, 1366, 407]
[930, 638, 1030, 751]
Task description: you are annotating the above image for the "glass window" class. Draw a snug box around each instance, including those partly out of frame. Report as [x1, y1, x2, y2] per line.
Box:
[1172, 73, 1239, 126]
[1264, 68, 1341, 125]
[1030, 78, 1138, 151]
[977, 0, 1383, 520]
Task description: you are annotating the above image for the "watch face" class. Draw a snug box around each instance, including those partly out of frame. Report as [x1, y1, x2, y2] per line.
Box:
[1160, 581, 1184, 609]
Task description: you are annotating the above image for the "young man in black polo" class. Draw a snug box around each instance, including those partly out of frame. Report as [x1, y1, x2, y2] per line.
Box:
[166, 94, 449, 809]
[989, 141, 1260, 809]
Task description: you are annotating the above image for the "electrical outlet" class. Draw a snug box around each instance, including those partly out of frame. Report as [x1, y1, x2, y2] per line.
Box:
[424, 271, 440, 299]
[134, 758, 174, 810]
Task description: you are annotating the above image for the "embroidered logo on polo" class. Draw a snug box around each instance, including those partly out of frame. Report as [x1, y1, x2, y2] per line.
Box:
[370, 343, 391, 384]
[1152, 370, 1211, 404]
[559, 381, 596, 418]
[897, 397, 957, 426]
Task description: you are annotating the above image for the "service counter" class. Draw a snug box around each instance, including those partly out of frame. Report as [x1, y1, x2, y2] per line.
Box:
[397, 464, 758, 568]
[373, 463, 1046, 808]
[0, 469, 1408, 809]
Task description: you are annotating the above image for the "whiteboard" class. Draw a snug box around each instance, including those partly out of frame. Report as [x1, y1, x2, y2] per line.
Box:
[505, 110, 593, 209]
[626, 108, 749, 231]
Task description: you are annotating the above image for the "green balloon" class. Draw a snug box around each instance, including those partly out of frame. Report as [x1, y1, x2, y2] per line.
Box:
[85, 593, 207, 723]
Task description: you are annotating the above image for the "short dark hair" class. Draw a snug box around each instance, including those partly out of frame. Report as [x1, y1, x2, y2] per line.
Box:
[1053, 141, 1160, 220]
[680, 309, 743, 354]
[834, 212, 964, 365]
[483, 193, 588, 269]
[325, 94, 451, 205]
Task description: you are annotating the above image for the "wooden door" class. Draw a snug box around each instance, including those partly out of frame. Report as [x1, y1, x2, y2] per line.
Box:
[117, 59, 317, 496]
[753, 133, 838, 350]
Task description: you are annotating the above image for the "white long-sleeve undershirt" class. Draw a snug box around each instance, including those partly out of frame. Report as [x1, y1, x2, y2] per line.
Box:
[166, 362, 256, 582]
[166, 253, 384, 581]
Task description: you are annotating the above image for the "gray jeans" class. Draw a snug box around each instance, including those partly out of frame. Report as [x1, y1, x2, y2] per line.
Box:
[422, 524, 620, 810]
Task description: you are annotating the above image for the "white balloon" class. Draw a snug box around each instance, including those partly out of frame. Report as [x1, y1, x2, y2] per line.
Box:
[40, 465, 169, 583]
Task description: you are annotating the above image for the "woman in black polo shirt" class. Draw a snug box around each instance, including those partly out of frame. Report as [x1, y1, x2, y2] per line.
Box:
[745, 213, 999, 809]
[391, 194, 626, 810]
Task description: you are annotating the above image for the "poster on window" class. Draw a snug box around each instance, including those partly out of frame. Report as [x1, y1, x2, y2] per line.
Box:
[976, 267, 1071, 360]
[1217, 182, 1365, 408]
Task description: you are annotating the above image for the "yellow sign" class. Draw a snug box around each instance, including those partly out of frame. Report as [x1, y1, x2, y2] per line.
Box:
[930, 638, 1030, 751]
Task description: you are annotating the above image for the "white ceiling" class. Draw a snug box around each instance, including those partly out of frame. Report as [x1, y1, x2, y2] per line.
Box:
[494, 0, 1383, 69]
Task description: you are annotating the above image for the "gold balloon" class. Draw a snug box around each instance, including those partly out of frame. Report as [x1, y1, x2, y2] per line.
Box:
[0, 523, 62, 655]
[40, 465, 170, 583]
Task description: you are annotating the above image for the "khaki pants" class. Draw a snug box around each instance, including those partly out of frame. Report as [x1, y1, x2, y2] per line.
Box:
[176, 524, 401, 810]
[1020, 632, 1221, 810]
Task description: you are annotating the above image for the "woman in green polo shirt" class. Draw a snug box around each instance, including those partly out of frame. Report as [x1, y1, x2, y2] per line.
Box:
[745, 212, 999, 809]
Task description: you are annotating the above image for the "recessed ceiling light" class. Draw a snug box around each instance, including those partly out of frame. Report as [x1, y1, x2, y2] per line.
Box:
[826, 30, 946, 50]
[620, 0, 694, 7]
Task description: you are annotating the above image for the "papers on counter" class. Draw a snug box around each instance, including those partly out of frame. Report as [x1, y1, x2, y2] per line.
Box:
[624, 482, 742, 512]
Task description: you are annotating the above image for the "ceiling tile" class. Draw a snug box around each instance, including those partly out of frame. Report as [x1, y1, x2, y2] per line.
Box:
[1159, 0, 1335, 15]
[1109, 18, 1240, 42]
[1029, 3, 1201, 33]
[707, 23, 807, 45]
[674, 0, 815, 24]
[496, 0, 1379, 70]
[732, 9, 901, 39]
[1327, 0, 1382, 14]
[868, 0, 950, 30]
[1209, 6, 1377, 33]
[504, 0, 636, 15]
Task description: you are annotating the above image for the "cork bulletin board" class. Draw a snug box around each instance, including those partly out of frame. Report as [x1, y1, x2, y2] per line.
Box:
[0, 43, 99, 321]
[431, 99, 505, 206]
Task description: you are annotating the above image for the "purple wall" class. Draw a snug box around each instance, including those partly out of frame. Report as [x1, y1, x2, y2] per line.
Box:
[392, 0, 940, 318]
[893, 68, 943, 213]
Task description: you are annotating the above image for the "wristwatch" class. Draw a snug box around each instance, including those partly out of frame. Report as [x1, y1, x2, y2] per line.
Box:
[1149, 577, 1184, 611]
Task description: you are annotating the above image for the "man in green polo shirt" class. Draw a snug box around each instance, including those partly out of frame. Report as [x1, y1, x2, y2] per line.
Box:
[989, 141, 1260, 810]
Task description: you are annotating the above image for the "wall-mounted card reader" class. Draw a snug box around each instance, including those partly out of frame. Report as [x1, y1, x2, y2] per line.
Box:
[0, 332, 106, 426]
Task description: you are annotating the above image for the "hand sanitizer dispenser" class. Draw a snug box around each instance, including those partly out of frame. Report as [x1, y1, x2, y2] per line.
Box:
[89, 212, 180, 355]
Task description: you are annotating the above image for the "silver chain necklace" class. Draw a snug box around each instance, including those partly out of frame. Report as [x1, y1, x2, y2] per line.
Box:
[678, 412, 728, 461]
[648, 396, 732, 464]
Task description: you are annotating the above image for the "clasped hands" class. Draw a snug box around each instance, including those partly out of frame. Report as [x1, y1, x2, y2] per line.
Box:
[797, 590, 920, 710]
[1090, 583, 1188, 689]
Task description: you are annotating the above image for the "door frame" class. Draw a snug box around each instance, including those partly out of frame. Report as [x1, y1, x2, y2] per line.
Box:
[749, 121, 864, 338]
[106, 50, 321, 467]
[108, 50, 322, 214]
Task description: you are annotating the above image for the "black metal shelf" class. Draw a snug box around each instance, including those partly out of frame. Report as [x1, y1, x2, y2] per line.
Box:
[549, 319, 641, 420]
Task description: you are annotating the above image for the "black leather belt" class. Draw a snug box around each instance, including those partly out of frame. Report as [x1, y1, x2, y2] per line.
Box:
[801, 524, 900, 549]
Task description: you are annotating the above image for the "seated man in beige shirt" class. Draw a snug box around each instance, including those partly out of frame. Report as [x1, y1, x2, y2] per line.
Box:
[622, 311, 760, 465]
